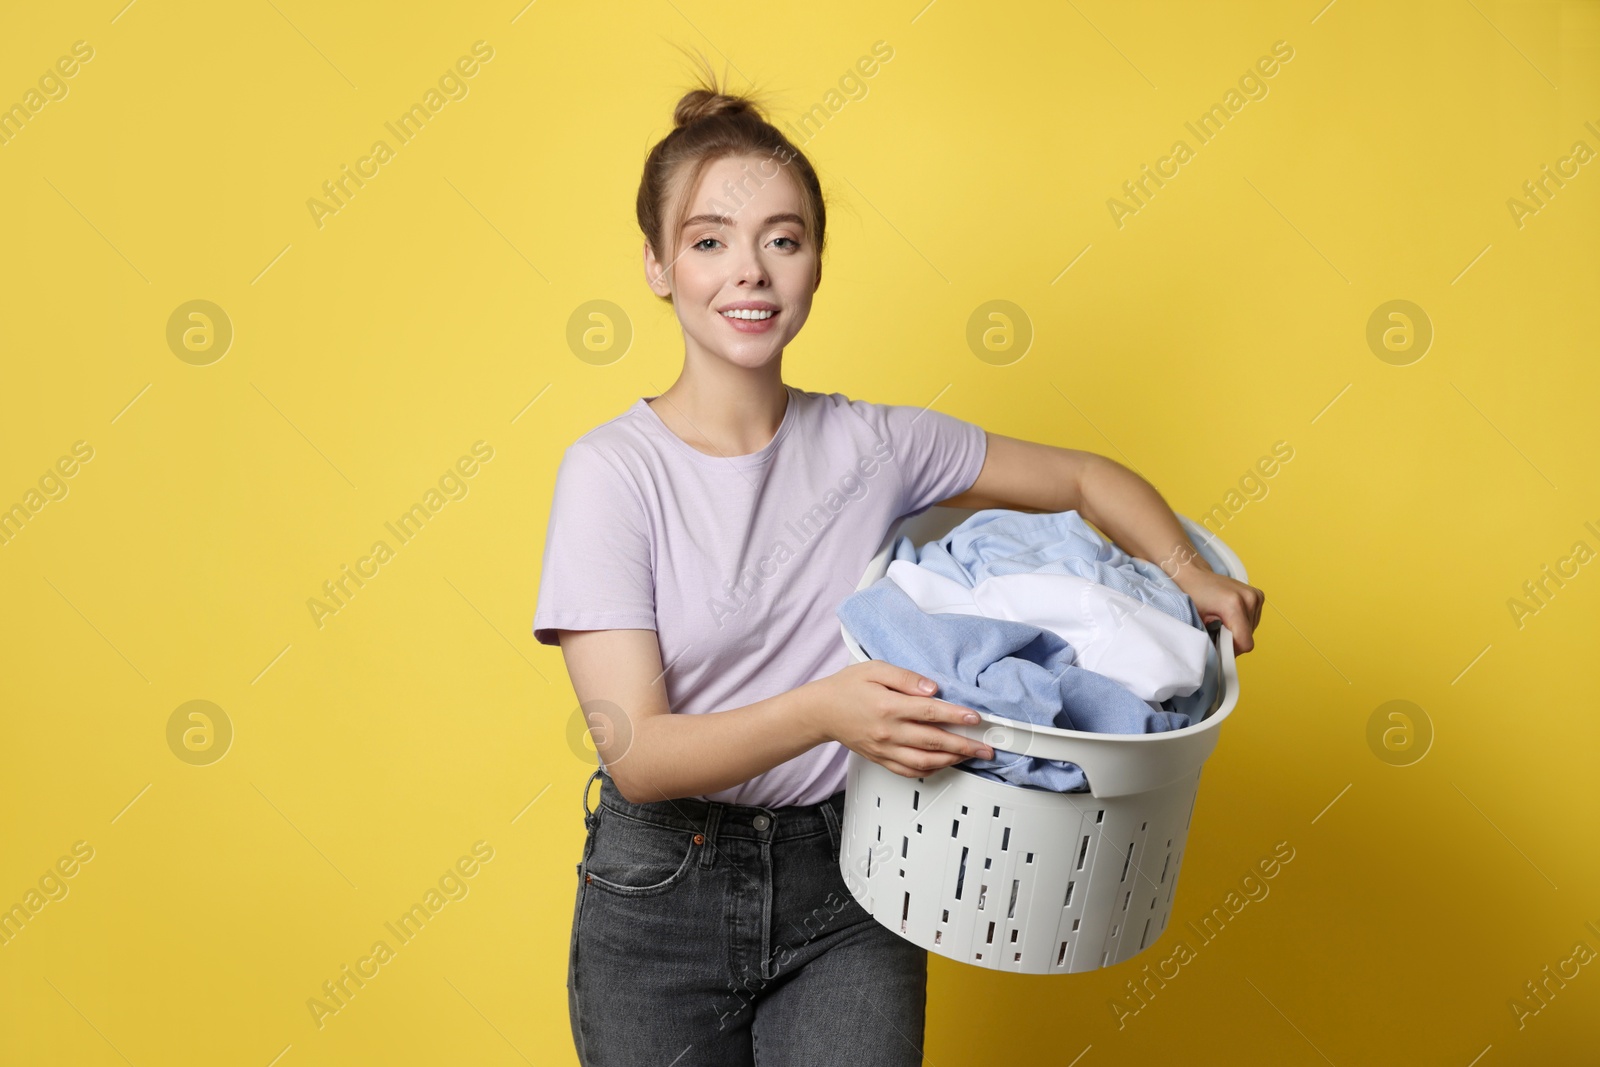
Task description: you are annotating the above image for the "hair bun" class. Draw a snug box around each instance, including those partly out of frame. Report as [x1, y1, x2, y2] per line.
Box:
[673, 89, 757, 128]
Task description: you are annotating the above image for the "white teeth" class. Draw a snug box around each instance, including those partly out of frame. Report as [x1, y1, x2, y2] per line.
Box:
[722, 309, 775, 320]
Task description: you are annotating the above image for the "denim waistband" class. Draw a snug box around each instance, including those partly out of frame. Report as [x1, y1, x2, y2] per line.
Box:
[583, 766, 845, 845]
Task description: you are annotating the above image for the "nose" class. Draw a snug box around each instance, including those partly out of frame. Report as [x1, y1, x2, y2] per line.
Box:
[733, 244, 769, 286]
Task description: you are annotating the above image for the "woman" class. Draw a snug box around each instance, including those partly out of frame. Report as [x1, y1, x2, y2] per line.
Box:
[533, 63, 1264, 1067]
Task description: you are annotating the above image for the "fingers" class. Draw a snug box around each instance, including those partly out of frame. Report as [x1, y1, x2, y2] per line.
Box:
[867, 719, 996, 778]
[878, 748, 974, 779]
[1215, 585, 1263, 654]
[918, 697, 982, 726]
[1222, 601, 1255, 654]
[903, 723, 994, 761]
[879, 662, 939, 697]
[1190, 577, 1266, 653]
[1238, 585, 1263, 635]
[877, 756, 924, 779]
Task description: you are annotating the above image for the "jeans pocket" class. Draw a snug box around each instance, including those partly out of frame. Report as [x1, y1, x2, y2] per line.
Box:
[581, 807, 699, 897]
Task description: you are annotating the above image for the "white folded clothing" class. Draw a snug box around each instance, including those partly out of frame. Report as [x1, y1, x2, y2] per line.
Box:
[885, 559, 1209, 703]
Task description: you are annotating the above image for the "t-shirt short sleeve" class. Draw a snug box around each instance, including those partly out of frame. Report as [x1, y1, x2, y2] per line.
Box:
[874, 402, 989, 519]
[531, 442, 656, 646]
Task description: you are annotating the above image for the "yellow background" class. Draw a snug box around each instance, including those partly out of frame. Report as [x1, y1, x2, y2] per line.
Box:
[2, 0, 1597, 1064]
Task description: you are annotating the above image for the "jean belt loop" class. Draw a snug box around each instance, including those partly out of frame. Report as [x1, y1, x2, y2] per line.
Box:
[581, 766, 602, 831]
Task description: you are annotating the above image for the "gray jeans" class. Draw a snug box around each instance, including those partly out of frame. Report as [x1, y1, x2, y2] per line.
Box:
[568, 766, 928, 1066]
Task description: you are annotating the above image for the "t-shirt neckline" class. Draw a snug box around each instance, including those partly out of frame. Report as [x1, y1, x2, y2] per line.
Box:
[633, 384, 799, 469]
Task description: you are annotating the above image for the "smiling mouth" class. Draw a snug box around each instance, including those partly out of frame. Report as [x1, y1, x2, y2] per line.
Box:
[721, 309, 777, 320]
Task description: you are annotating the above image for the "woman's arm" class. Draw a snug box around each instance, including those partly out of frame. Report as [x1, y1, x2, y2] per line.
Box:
[556, 628, 822, 803]
[939, 431, 1265, 651]
[557, 627, 994, 803]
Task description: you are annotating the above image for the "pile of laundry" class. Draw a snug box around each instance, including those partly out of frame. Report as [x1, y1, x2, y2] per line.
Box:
[836, 509, 1221, 793]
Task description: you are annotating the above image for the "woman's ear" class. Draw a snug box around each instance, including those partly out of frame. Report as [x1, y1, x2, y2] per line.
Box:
[644, 241, 673, 299]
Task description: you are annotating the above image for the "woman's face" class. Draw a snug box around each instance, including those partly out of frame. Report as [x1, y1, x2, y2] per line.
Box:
[645, 153, 820, 373]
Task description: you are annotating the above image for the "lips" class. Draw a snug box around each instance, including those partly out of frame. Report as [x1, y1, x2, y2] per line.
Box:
[719, 307, 780, 333]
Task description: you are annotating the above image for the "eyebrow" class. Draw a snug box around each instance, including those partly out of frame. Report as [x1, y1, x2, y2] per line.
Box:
[679, 211, 806, 233]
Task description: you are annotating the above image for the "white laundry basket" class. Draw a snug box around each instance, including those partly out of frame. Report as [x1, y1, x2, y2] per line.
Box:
[836, 507, 1247, 975]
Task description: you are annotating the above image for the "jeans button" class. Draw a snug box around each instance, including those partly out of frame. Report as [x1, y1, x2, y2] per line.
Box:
[752, 814, 770, 831]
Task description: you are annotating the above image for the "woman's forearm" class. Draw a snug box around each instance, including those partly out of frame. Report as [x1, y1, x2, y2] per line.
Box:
[1076, 454, 1214, 583]
[609, 685, 827, 804]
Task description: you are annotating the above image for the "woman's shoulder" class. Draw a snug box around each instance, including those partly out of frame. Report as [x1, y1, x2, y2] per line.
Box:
[794, 386, 918, 435]
[559, 398, 661, 469]
[791, 384, 882, 423]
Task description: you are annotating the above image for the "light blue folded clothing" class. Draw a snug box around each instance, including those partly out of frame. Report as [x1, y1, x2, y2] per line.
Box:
[890, 508, 1202, 629]
[836, 577, 1192, 793]
[894, 507, 1221, 725]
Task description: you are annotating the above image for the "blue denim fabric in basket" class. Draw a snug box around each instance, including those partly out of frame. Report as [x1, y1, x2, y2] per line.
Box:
[836, 577, 1191, 793]
[891, 506, 1222, 729]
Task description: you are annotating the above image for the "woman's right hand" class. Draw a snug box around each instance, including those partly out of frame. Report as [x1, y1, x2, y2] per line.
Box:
[802, 660, 995, 779]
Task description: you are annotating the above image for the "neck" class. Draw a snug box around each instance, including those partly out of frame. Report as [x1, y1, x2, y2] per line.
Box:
[652, 356, 789, 457]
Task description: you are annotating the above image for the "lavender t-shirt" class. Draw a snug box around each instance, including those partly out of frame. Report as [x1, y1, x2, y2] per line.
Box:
[532, 383, 988, 807]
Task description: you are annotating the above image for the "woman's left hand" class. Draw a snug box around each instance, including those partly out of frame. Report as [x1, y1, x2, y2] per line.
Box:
[1174, 568, 1264, 655]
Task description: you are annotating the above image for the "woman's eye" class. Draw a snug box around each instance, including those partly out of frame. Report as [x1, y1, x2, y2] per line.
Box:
[692, 235, 799, 251]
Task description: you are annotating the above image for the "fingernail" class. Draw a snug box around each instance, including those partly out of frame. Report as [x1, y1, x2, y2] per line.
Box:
[920, 680, 936, 693]
[965, 713, 979, 724]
